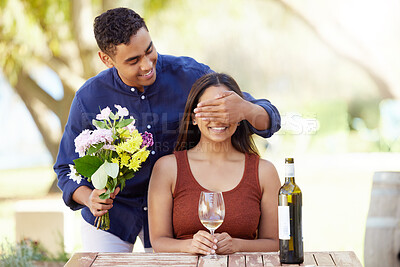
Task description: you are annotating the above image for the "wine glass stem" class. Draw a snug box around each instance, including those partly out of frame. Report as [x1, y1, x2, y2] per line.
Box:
[210, 229, 215, 236]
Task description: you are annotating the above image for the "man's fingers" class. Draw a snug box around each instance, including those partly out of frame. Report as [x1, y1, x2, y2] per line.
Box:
[94, 203, 113, 211]
[196, 93, 230, 108]
[110, 187, 120, 199]
[195, 112, 229, 119]
[214, 91, 234, 99]
[92, 188, 107, 197]
[195, 100, 221, 110]
[92, 202, 113, 216]
[93, 209, 108, 217]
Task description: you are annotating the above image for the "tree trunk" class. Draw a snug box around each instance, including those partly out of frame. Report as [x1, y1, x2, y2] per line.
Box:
[70, 0, 102, 79]
[14, 71, 62, 161]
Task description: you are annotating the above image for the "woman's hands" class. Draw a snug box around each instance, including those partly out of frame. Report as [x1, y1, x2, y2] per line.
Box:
[188, 231, 238, 255]
[189, 230, 218, 255]
[214, 232, 237, 254]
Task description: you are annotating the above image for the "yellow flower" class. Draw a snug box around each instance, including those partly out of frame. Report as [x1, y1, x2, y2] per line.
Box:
[128, 158, 141, 171]
[135, 148, 150, 163]
[111, 158, 119, 164]
[115, 130, 143, 154]
[117, 128, 130, 139]
[120, 152, 130, 166]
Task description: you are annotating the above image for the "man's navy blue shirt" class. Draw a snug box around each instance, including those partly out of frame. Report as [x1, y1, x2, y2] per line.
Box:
[54, 53, 281, 248]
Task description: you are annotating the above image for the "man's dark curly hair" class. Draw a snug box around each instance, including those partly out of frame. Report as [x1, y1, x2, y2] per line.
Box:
[94, 7, 148, 56]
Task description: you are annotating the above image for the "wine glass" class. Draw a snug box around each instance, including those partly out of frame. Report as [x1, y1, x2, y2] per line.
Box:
[198, 191, 225, 258]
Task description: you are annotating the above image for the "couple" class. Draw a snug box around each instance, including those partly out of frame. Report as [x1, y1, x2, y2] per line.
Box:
[149, 72, 281, 254]
[54, 7, 280, 254]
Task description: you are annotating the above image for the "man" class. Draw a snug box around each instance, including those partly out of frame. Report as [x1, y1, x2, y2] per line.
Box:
[54, 7, 281, 252]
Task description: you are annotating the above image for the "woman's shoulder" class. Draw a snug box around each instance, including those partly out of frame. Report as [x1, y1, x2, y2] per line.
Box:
[154, 153, 177, 170]
[257, 158, 281, 188]
[258, 158, 276, 172]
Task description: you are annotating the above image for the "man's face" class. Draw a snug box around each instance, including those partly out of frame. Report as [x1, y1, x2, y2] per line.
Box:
[100, 27, 158, 92]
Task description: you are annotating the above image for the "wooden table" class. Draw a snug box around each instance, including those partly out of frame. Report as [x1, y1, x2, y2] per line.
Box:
[65, 251, 362, 266]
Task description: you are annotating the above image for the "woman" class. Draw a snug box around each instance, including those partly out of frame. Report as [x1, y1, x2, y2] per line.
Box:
[148, 73, 280, 255]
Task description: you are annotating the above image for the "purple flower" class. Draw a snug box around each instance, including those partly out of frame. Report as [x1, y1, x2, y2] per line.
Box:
[91, 128, 113, 144]
[140, 131, 154, 148]
[74, 128, 113, 157]
[74, 129, 91, 157]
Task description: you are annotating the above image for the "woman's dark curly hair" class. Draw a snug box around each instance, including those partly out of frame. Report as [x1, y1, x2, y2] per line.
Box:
[175, 72, 259, 155]
[94, 7, 148, 56]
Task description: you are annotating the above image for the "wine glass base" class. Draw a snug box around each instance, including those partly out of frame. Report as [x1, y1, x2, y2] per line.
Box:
[201, 254, 219, 260]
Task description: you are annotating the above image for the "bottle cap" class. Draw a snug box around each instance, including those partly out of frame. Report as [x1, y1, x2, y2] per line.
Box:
[285, 158, 294, 164]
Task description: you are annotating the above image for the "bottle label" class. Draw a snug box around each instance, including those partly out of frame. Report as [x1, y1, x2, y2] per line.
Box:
[285, 163, 295, 177]
[278, 206, 290, 240]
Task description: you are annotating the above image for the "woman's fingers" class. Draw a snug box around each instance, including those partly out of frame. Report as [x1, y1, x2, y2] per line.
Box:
[192, 231, 218, 255]
[214, 233, 235, 254]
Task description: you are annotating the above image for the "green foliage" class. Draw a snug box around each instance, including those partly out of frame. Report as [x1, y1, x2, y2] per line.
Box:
[142, 0, 172, 17]
[92, 120, 106, 129]
[348, 98, 380, 130]
[0, 0, 71, 84]
[0, 239, 67, 266]
[73, 155, 103, 178]
[303, 100, 349, 135]
[86, 142, 105, 155]
[117, 118, 134, 128]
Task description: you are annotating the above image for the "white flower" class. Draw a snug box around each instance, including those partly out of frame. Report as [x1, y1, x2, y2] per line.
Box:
[96, 106, 111, 120]
[126, 116, 136, 132]
[67, 164, 82, 184]
[114, 104, 129, 117]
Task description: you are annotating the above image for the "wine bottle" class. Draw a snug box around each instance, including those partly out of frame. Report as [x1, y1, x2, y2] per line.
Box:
[278, 157, 304, 264]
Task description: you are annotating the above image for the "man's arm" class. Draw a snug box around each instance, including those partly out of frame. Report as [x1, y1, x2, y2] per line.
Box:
[53, 97, 93, 210]
[54, 97, 119, 216]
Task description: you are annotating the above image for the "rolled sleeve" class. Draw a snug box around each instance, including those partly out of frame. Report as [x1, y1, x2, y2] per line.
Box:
[242, 92, 281, 138]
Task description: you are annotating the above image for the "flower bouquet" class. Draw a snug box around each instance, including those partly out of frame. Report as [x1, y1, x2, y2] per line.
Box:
[68, 105, 153, 230]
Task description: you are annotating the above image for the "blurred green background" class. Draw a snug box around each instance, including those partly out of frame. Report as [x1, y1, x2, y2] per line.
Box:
[1, 0, 400, 265]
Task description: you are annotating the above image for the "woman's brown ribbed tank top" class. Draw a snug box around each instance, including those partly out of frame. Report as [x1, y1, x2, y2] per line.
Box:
[172, 150, 262, 240]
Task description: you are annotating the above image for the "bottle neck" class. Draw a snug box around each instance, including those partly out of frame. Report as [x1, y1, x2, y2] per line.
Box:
[285, 177, 295, 183]
[285, 163, 295, 183]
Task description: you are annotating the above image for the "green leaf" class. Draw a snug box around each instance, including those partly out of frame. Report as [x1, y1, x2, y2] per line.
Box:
[113, 178, 118, 190]
[91, 163, 108, 189]
[99, 191, 110, 200]
[116, 119, 134, 128]
[87, 143, 104, 155]
[106, 178, 117, 193]
[73, 156, 103, 178]
[104, 161, 119, 178]
[120, 179, 126, 191]
[92, 119, 106, 129]
[121, 170, 135, 181]
[109, 112, 118, 121]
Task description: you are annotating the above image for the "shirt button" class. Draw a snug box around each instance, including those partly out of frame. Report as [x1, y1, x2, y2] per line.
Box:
[143, 207, 148, 211]
[130, 88, 135, 92]
[151, 151, 155, 155]
[147, 125, 151, 129]
[141, 95, 145, 100]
